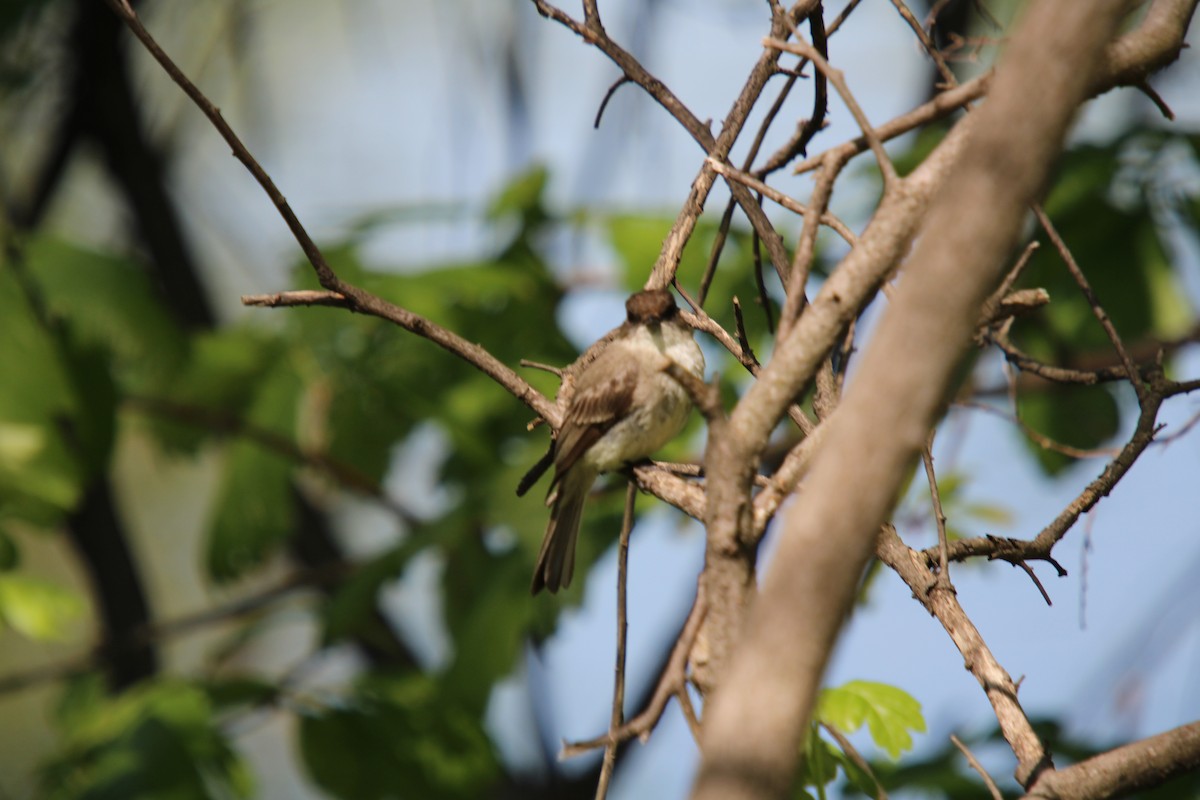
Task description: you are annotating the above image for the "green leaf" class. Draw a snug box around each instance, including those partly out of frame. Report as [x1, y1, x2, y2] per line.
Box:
[0, 573, 83, 641]
[487, 163, 549, 221]
[42, 681, 253, 800]
[205, 362, 302, 582]
[198, 677, 279, 711]
[299, 673, 498, 800]
[0, 270, 84, 525]
[25, 236, 188, 388]
[0, 525, 18, 571]
[140, 329, 286, 454]
[322, 540, 424, 649]
[818, 680, 926, 760]
[1016, 384, 1119, 475]
[803, 726, 842, 789]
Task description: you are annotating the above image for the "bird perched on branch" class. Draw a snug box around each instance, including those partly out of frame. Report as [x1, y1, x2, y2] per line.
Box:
[520, 288, 704, 594]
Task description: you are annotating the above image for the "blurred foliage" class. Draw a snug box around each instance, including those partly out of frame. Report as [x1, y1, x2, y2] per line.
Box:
[898, 124, 1200, 475]
[1011, 130, 1199, 473]
[299, 672, 498, 799]
[41, 676, 253, 800]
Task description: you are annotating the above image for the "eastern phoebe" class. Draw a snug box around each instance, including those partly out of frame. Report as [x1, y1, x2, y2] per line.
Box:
[524, 289, 705, 594]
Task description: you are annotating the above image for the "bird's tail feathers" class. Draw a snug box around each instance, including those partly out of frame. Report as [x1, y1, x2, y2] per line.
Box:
[530, 467, 593, 594]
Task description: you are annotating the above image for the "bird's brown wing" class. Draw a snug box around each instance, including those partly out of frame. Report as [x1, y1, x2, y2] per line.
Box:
[549, 348, 638, 485]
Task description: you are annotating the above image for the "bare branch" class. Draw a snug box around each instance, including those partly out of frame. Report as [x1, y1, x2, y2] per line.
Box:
[779, 152, 841, 338]
[533, 0, 821, 289]
[927, 391, 1163, 569]
[1023, 720, 1200, 800]
[887, 0, 957, 86]
[878, 527, 1052, 785]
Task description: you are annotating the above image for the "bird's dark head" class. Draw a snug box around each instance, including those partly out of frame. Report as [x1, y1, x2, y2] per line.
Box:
[625, 289, 679, 324]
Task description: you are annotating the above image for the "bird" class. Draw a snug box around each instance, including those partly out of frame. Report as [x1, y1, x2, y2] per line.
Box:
[522, 288, 705, 594]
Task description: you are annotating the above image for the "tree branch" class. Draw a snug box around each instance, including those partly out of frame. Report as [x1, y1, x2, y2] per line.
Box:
[103, 0, 555, 426]
[691, 0, 1132, 796]
[1023, 720, 1200, 800]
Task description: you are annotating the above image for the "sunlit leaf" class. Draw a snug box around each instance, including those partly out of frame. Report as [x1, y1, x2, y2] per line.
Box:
[818, 680, 926, 760]
[0, 574, 83, 641]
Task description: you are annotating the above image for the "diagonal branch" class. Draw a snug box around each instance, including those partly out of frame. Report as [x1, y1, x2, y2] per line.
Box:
[103, 0, 554, 425]
[878, 526, 1051, 785]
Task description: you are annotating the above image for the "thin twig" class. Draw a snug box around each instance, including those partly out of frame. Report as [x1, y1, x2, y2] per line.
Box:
[779, 153, 841, 338]
[822, 722, 889, 800]
[958, 394, 1120, 459]
[888, 0, 957, 85]
[594, 75, 632, 128]
[921, 430, 951, 591]
[791, 70, 991, 174]
[1013, 561, 1054, 606]
[533, 0, 813, 288]
[732, 296, 759, 367]
[752, 229, 776, 333]
[101, 0, 335, 285]
[1002, 356, 1120, 459]
[1155, 408, 1200, 445]
[698, 202, 739, 307]
[1136, 79, 1175, 120]
[764, 37, 899, 188]
[562, 586, 708, 758]
[520, 359, 564, 376]
[1032, 205, 1146, 404]
[680, 308, 761, 377]
[977, 240, 1040, 330]
[706, 157, 857, 245]
[755, 0, 866, 176]
[595, 482, 637, 799]
[950, 733, 1004, 800]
